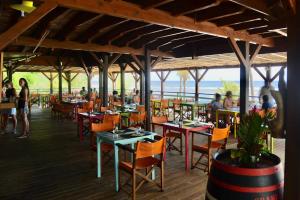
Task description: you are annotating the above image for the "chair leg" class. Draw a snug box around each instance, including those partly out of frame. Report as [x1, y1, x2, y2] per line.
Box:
[161, 161, 164, 192]
[118, 168, 121, 192]
[180, 135, 183, 155]
[191, 149, 194, 169]
[132, 170, 136, 200]
[208, 150, 211, 174]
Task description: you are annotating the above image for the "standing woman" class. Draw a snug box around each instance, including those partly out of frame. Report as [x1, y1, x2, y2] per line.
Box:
[2, 80, 17, 134]
[18, 78, 30, 138]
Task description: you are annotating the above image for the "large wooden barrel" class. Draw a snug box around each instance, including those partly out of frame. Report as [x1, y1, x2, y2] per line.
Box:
[206, 151, 284, 200]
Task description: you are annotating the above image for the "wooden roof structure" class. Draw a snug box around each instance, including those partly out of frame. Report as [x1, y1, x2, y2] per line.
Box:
[0, 0, 287, 68]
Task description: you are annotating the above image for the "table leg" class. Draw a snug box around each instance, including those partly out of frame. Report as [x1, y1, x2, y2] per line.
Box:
[151, 134, 155, 180]
[185, 130, 190, 171]
[97, 137, 102, 178]
[163, 126, 167, 160]
[131, 143, 134, 162]
[234, 114, 237, 138]
[114, 145, 119, 192]
[79, 116, 83, 141]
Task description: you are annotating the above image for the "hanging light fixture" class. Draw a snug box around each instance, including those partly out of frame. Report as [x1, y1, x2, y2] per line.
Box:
[10, 1, 36, 14]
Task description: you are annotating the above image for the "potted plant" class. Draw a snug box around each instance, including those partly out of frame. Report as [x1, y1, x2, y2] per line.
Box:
[206, 111, 284, 200]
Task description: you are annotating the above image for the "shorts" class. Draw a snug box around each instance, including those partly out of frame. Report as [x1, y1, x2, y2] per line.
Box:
[19, 105, 29, 114]
[10, 108, 17, 116]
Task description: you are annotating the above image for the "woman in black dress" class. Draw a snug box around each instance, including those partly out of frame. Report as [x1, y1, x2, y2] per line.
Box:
[18, 78, 29, 138]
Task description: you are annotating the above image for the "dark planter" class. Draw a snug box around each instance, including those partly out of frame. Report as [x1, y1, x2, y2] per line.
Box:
[206, 150, 284, 200]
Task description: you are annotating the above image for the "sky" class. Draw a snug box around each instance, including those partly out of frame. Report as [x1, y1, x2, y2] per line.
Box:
[150, 66, 285, 81]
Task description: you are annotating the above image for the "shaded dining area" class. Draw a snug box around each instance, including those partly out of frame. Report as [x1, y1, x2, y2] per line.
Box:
[0, 0, 298, 200]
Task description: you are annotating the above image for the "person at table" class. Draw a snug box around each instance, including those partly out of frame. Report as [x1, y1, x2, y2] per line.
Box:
[80, 87, 87, 96]
[210, 93, 223, 122]
[262, 95, 272, 112]
[223, 91, 233, 110]
[113, 90, 120, 102]
[17, 78, 30, 139]
[133, 90, 140, 104]
[259, 82, 275, 107]
[1, 81, 17, 134]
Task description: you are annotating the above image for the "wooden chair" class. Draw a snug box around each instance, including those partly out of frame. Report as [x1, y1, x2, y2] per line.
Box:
[129, 112, 146, 128]
[152, 115, 183, 155]
[103, 114, 121, 127]
[169, 99, 181, 120]
[83, 101, 94, 112]
[90, 121, 114, 166]
[118, 136, 166, 200]
[94, 98, 102, 111]
[100, 106, 109, 112]
[191, 126, 230, 173]
[136, 105, 145, 113]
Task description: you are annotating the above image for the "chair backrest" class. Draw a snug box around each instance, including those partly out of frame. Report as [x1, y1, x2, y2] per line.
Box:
[103, 114, 120, 125]
[137, 105, 145, 113]
[83, 101, 94, 111]
[152, 115, 168, 124]
[161, 99, 169, 108]
[100, 106, 108, 112]
[91, 121, 114, 132]
[135, 136, 166, 159]
[211, 126, 230, 142]
[50, 95, 57, 104]
[130, 112, 146, 123]
[77, 108, 88, 113]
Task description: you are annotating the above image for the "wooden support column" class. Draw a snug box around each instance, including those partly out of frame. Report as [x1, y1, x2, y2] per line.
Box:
[41, 72, 58, 95]
[188, 68, 208, 102]
[139, 68, 145, 105]
[119, 63, 126, 105]
[156, 70, 171, 99]
[229, 38, 261, 116]
[65, 72, 72, 94]
[131, 72, 140, 90]
[144, 48, 151, 131]
[98, 66, 103, 99]
[103, 54, 109, 106]
[0, 52, 3, 102]
[285, 3, 300, 199]
[6, 66, 14, 81]
[265, 66, 271, 85]
[108, 73, 119, 91]
[57, 60, 63, 101]
[81, 56, 93, 100]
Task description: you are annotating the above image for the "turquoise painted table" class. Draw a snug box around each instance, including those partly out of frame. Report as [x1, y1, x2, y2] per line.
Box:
[96, 130, 156, 192]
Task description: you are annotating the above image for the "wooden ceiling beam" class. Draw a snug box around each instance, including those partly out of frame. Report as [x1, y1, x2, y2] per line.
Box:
[231, 20, 268, 31]
[172, 0, 221, 17]
[142, 0, 174, 10]
[227, 0, 274, 17]
[0, 1, 57, 51]
[53, 0, 274, 46]
[13, 36, 173, 57]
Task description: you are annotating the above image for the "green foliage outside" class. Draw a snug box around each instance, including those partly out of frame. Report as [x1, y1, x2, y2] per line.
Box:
[6, 72, 87, 93]
[217, 80, 240, 99]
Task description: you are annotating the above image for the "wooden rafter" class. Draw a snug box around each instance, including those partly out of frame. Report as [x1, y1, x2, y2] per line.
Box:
[131, 54, 144, 70]
[53, 0, 274, 46]
[89, 52, 104, 68]
[71, 73, 79, 81]
[228, 0, 274, 17]
[108, 54, 121, 67]
[270, 65, 287, 82]
[253, 66, 266, 80]
[250, 44, 262, 65]
[142, 0, 174, 10]
[0, 2, 57, 51]
[151, 56, 162, 67]
[13, 36, 173, 57]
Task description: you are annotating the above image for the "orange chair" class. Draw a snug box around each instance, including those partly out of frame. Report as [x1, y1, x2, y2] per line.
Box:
[136, 105, 145, 113]
[191, 126, 230, 172]
[129, 112, 146, 128]
[83, 101, 94, 112]
[100, 106, 109, 112]
[169, 99, 181, 120]
[152, 115, 183, 154]
[103, 114, 121, 127]
[118, 136, 166, 200]
[90, 121, 114, 165]
[94, 98, 102, 111]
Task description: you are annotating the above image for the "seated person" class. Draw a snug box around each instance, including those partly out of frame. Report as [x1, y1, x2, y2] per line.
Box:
[133, 90, 140, 104]
[210, 93, 223, 122]
[79, 87, 87, 96]
[262, 95, 272, 112]
[113, 90, 119, 102]
[223, 91, 233, 110]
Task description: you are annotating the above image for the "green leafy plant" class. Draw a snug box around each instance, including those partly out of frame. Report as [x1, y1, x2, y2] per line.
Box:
[231, 111, 274, 167]
[217, 80, 239, 100]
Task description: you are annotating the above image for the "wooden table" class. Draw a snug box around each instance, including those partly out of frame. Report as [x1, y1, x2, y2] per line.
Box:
[61, 100, 87, 119]
[162, 121, 211, 171]
[96, 130, 156, 191]
[215, 107, 240, 137]
[77, 112, 104, 141]
[0, 102, 15, 109]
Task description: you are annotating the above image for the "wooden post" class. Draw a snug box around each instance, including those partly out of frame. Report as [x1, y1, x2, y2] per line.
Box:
[57, 60, 63, 101]
[103, 54, 109, 106]
[144, 48, 151, 131]
[50, 72, 53, 94]
[98, 66, 103, 99]
[0, 52, 3, 102]
[228, 38, 261, 116]
[265, 66, 271, 86]
[160, 71, 164, 99]
[195, 69, 199, 102]
[139, 68, 145, 105]
[65, 72, 72, 94]
[87, 67, 93, 99]
[285, 4, 300, 199]
[6, 66, 13, 81]
[119, 63, 126, 105]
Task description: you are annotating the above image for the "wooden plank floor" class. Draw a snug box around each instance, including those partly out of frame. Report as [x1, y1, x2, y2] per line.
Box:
[0, 108, 285, 200]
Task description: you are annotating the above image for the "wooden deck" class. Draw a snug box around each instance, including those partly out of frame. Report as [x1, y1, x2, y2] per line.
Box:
[0, 108, 285, 200]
